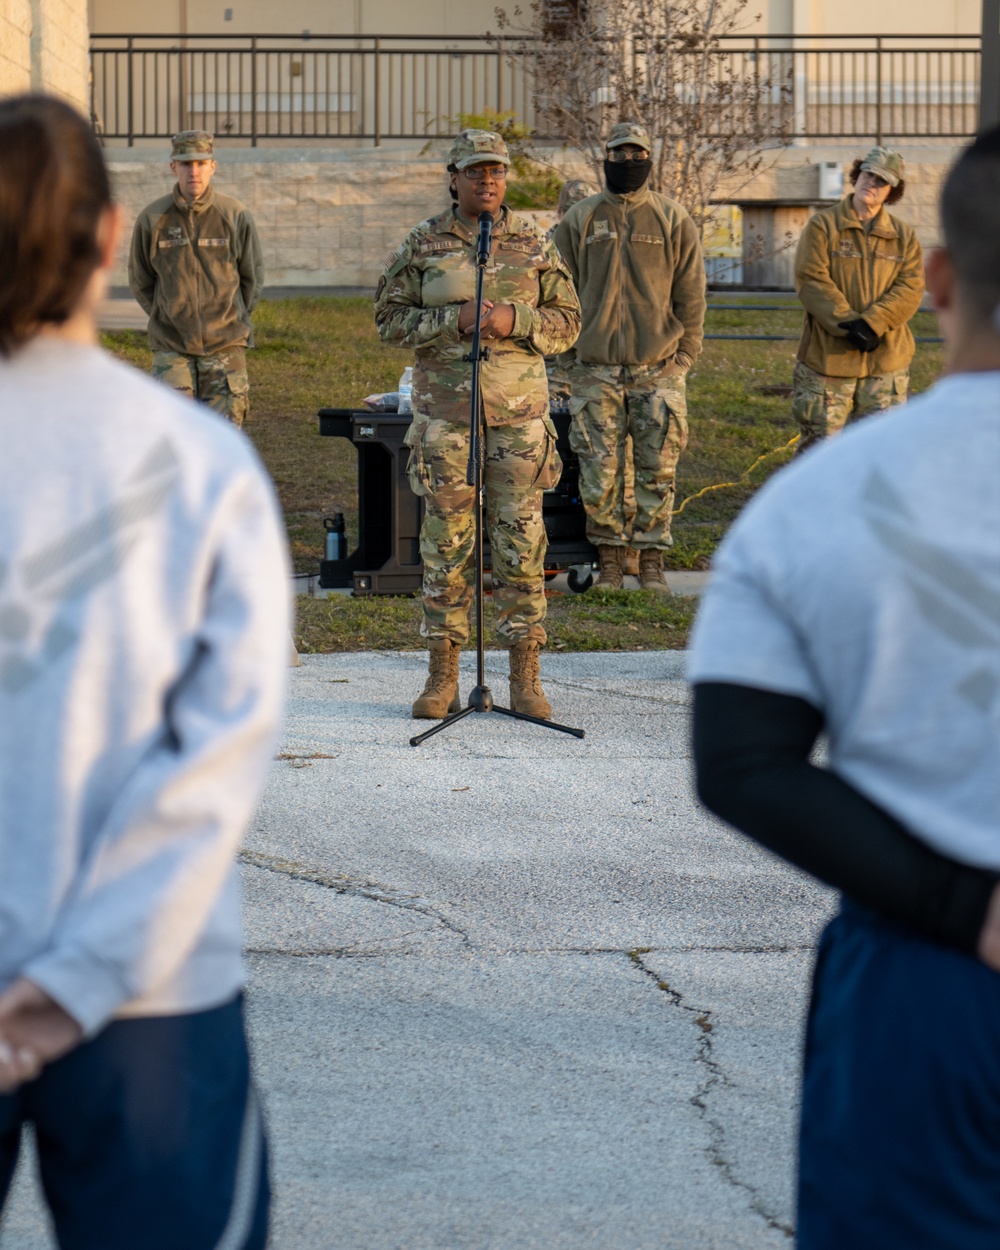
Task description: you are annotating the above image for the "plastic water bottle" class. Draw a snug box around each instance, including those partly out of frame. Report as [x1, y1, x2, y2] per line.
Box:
[397, 366, 413, 415]
[324, 513, 346, 561]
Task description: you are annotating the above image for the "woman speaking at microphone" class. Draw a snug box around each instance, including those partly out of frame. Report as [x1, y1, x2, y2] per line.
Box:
[375, 129, 580, 722]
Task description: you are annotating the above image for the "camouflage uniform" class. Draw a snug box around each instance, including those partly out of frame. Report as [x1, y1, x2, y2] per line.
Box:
[128, 131, 263, 427]
[375, 196, 580, 645]
[792, 361, 908, 449]
[554, 124, 706, 553]
[793, 146, 923, 453]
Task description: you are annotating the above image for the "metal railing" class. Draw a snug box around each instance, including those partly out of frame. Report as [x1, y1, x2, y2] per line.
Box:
[89, 32, 980, 146]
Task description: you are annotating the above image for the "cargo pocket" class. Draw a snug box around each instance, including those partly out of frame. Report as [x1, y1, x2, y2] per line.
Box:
[893, 373, 909, 400]
[225, 369, 250, 426]
[403, 416, 432, 498]
[534, 413, 563, 490]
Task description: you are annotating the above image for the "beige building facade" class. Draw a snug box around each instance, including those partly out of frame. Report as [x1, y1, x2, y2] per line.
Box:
[1, 0, 89, 109]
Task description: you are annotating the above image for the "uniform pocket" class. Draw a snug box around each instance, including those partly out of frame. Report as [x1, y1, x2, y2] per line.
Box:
[534, 414, 563, 490]
[226, 369, 249, 396]
[403, 416, 433, 498]
[893, 373, 909, 398]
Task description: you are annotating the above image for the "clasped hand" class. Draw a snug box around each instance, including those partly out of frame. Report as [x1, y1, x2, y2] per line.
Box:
[0, 978, 84, 1093]
[458, 299, 515, 340]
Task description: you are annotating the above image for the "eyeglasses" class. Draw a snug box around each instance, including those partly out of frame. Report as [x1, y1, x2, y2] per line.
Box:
[459, 165, 508, 181]
[607, 149, 649, 163]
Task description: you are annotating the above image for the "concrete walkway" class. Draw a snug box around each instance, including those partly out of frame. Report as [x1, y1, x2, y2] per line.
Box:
[0, 652, 832, 1249]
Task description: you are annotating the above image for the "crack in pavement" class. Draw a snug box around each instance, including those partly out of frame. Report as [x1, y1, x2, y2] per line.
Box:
[628, 948, 795, 1242]
[238, 850, 470, 945]
[245, 942, 816, 960]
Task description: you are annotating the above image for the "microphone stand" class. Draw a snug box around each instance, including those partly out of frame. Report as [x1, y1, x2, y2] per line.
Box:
[410, 210, 585, 747]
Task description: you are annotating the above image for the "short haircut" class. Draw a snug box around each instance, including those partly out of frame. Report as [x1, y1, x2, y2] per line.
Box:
[0, 95, 112, 356]
[940, 126, 1000, 322]
[848, 158, 905, 205]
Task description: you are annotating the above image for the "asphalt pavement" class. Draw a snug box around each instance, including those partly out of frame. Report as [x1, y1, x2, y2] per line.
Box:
[0, 651, 834, 1249]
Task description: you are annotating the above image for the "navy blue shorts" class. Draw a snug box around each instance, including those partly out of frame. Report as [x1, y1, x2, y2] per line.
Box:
[0, 995, 269, 1250]
[798, 902, 1000, 1249]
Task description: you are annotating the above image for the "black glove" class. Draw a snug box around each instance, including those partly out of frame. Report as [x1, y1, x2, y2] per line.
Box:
[838, 319, 881, 353]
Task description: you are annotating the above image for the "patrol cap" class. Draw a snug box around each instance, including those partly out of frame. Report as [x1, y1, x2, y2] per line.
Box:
[448, 129, 511, 170]
[170, 130, 215, 162]
[606, 121, 652, 151]
[558, 178, 596, 214]
[860, 145, 904, 187]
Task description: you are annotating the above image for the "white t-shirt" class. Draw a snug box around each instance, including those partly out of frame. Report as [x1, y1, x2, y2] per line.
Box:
[0, 338, 290, 1034]
[688, 372, 1000, 870]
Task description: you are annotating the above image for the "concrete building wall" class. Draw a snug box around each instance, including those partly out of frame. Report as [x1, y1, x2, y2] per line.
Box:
[0, 0, 89, 109]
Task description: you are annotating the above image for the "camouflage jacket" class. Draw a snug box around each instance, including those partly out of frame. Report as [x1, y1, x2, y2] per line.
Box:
[374, 205, 581, 427]
[794, 196, 924, 378]
[128, 184, 264, 356]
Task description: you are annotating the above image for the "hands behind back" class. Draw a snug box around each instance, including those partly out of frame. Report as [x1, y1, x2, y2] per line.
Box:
[0, 978, 84, 1093]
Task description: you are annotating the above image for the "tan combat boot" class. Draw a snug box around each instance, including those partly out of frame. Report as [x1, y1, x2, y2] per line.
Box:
[639, 549, 671, 595]
[623, 547, 641, 579]
[508, 639, 552, 719]
[593, 544, 624, 591]
[411, 639, 462, 719]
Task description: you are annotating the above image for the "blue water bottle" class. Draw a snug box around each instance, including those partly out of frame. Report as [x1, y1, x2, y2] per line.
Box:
[324, 513, 346, 561]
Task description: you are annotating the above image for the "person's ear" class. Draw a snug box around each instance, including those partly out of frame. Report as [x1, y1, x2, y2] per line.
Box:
[924, 247, 954, 314]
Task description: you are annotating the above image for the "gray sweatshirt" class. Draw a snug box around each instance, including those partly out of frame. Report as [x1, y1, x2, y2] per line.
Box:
[0, 338, 290, 1035]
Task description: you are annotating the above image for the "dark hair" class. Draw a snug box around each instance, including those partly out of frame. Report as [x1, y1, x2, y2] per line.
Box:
[0, 95, 113, 356]
[849, 158, 905, 205]
[940, 126, 1000, 321]
[447, 163, 459, 201]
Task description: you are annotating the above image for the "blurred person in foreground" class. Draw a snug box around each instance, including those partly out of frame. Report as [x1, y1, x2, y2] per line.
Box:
[689, 128, 1000, 1247]
[375, 129, 580, 721]
[554, 122, 706, 594]
[792, 146, 924, 453]
[129, 130, 263, 426]
[0, 95, 289, 1248]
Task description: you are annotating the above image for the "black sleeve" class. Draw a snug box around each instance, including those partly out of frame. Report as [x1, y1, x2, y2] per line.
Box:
[692, 681, 998, 954]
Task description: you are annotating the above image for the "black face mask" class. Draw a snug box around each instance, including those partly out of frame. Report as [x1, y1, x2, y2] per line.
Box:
[604, 158, 652, 195]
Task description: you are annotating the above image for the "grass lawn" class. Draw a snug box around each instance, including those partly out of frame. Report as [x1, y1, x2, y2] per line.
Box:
[103, 299, 943, 652]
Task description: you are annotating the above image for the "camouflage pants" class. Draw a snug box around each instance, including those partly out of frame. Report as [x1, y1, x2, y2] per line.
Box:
[792, 361, 908, 454]
[151, 349, 250, 426]
[404, 413, 561, 645]
[568, 361, 688, 549]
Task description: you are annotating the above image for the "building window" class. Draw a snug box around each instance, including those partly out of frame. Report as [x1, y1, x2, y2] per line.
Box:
[542, 0, 586, 38]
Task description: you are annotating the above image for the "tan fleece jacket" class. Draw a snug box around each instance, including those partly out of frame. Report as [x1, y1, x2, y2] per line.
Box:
[128, 183, 264, 356]
[553, 186, 706, 368]
[794, 196, 924, 378]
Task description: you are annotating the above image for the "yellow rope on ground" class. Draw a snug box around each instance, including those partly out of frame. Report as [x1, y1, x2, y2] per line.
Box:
[672, 433, 801, 517]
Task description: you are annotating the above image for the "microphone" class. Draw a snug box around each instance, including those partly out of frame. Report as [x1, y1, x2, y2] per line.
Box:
[477, 210, 492, 266]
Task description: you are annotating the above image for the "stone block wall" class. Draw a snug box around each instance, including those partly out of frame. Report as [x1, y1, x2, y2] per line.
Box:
[105, 142, 960, 291]
[0, 0, 89, 110]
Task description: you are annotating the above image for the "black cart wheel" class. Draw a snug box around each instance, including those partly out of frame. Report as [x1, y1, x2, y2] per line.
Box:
[567, 566, 594, 594]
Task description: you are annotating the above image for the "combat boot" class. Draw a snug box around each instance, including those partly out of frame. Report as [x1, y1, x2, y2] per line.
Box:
[411, 639, 462, 719]
[639, 549, 671, 595]
[508, 639, 552, 720]
[593, 544, 624, 591]
[623, 547, 640, 579]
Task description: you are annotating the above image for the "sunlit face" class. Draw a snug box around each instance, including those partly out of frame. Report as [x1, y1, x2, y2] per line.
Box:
[854, 167, 892, 214]
[171, 158, 217, 202]
[451, 160, 507, 219]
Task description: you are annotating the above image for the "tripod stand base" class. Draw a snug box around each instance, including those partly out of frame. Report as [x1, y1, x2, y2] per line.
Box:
[409, 688, 585, 747]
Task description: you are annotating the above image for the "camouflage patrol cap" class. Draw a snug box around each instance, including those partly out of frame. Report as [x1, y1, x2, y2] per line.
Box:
[606, 121, 652, 151]
[170, 130, 215, 162]
[558, 178, 597, 214]
[860, 146, 904, 187]
[448, 129, 511, 170]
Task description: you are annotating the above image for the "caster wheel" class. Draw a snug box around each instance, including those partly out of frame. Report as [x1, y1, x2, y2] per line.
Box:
[567, 566, 594, 594]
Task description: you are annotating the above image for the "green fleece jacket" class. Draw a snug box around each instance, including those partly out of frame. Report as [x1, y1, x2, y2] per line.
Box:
[553, 186, 706, 368]
[128, 183, 263, 356]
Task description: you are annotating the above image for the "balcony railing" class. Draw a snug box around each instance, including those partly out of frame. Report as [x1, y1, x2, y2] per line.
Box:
[89, 32, 980, 146]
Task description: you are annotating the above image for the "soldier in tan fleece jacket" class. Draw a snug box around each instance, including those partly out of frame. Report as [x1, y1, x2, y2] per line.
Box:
[554, 121, 706, 593]
[128, 131, 263, 426]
